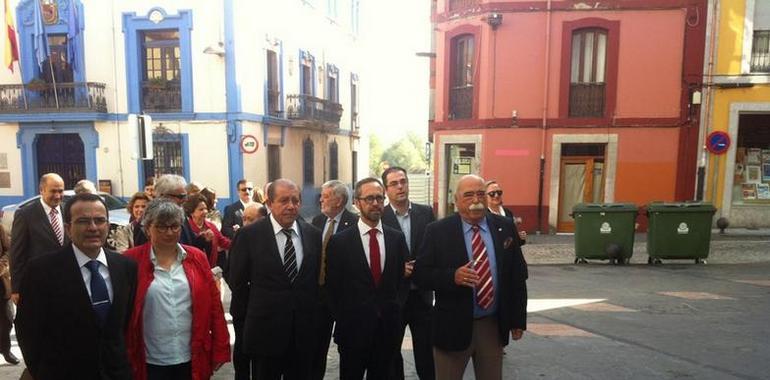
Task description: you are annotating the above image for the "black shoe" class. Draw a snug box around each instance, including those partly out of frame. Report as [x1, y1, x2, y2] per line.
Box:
[2, 351, 19, 365]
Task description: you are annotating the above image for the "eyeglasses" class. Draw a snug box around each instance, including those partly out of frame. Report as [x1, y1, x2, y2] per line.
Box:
[165, 193, 187, 200]
[240, 187, 253, 192]
[71, 217, 109, 226]
[386, 178, 408, 188]
[462, 191, 487, 200]
[358, 195, 385, 204]
[487, 190, 503, 197]
[153, 224, 182, 233]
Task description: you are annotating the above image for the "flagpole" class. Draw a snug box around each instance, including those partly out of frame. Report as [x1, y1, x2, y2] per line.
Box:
[46, 57, 60, 108]
[16, 61, 28, 110]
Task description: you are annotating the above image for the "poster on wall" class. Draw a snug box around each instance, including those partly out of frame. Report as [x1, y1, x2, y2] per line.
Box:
[763, 162, 770, 182]
[747, 148, 762, 164]
[746, 165, 762, 183]
[758, 184, 770, 200]
[742, 183, 757, 200]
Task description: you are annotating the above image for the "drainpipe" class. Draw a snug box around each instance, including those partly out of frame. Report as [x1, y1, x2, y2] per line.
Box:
[697, 0, 719, 204]
[537, 0, 552, 234]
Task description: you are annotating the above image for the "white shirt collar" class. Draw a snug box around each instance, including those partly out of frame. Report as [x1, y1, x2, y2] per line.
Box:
[72, 243, 108, 269]
[358, 218, 383, 236]
[40, 197, 60, 215]
[270, 213, 299, 236]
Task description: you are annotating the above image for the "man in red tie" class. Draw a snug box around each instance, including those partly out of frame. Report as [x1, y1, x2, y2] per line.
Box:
[326, 177, 409, 380]
[414, 175, 528, 380]
[10, 173, 67, 306]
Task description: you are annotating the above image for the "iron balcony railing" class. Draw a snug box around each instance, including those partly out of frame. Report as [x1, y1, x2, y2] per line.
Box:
[449, 86, 473, 120]
[569, 83, 605, 118]
[141, 81, 181, 113]
[0, 82, 107, 113]
[751, 30, 770, 73]
[286, 94, 343, 124]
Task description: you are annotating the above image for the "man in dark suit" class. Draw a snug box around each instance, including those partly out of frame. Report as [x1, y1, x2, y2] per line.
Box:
[414, 175, 527, 380]
[15, 192, 138, 380]
[309, 179, 358, 379]
[10, 173, 67, 305]
[381, 166, 436, 380]
[222, 179, 255, 239]
[485, 180, 526, 244]
[326, 177, 409, 380]
[228, 179, 322, 380]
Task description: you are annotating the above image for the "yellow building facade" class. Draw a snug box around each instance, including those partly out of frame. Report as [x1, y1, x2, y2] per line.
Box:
[701, 0, 770, 227]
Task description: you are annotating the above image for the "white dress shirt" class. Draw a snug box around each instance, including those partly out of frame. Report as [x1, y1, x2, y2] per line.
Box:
[72, 244, 113, 302]
[40, 198, 63, 232]
[358, 219, 385, 272]
[323, 211, 343, 237]
[270, 214, 304, 269]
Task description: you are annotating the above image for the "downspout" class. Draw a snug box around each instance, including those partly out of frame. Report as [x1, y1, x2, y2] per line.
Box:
[697, 0, 719, 203]
[537, 0, 552, 234]
[110, 0, 125, 197]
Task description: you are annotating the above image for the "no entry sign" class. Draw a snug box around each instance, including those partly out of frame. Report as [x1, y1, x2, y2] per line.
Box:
[705, 131, 730, 155]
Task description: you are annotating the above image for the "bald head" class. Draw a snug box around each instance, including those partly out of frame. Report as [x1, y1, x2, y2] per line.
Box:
[39, 173, 65, 208]
[242, 203, 265, 226]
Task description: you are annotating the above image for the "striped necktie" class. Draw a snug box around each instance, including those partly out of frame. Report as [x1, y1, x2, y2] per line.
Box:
[471, 224, 494, 309]
[49, 208, 64, 246]
[282, 229, 298, 283]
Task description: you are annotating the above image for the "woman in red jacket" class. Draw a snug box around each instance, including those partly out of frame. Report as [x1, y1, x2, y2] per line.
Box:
[182, 193, 231, 269]
[124, 199, 230, 380]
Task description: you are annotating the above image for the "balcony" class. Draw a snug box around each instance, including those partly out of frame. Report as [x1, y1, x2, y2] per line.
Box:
[449, 86, 473, 120]
[286, 94, 343, 127]
[751, 31, 770, 73]
[141, 81, 181, 113]
[0, 82, 107, 113]
[569, 83, 605, 118]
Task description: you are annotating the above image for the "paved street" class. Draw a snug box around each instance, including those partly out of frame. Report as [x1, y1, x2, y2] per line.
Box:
[1, 232, 769, 379]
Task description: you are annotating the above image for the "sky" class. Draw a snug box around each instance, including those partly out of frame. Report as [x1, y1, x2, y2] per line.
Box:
[359, 0, 432, 147]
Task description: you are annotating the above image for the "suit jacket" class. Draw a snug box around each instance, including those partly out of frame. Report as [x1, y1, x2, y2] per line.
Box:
[15, 245, 137, 380]
[326, 223, 408, 349]
[9, 200, 68, 292]
[382, 202, 435, 304]
[413, 213, 528, 351]
[227, 217, 322, 357]
[222, 200, 246, 239]
[311, 208, 358, 234]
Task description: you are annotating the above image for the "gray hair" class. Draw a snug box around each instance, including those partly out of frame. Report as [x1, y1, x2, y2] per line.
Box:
[322, 180, 349, 205]
[154, 174, 187, 197]
[142, 198, 185, 228]
[74, 179, 97, 194]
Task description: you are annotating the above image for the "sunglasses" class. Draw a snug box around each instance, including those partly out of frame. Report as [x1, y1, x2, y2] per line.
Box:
[240, 187, 253, 192]
[487, 190, 503, 197]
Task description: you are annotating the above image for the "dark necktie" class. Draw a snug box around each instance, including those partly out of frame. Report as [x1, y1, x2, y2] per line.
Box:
[85, 260, 111, 326]
[471, 225, 494, 309]
[282, 229, 298, 283]
[368, 229, 381, 287]
[49, 208, 63, 246]
[319, 219, 336, 286]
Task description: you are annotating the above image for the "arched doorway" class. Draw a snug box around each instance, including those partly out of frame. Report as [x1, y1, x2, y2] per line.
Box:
[35, 133, 85, 189]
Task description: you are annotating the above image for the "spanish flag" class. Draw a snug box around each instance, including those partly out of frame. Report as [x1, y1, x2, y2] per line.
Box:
[4, 0, 18, 72]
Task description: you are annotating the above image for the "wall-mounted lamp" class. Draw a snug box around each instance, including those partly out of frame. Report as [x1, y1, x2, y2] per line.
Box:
[486, 13, 503, 30]
[203, 42, 225, 57]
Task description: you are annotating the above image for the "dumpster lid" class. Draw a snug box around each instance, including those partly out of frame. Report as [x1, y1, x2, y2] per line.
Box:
[572, 203, 638, 213]
[646, 201, 717, 213]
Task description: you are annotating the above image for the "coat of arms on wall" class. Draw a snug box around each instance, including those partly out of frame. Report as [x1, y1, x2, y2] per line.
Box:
[41, 0, 59, 25]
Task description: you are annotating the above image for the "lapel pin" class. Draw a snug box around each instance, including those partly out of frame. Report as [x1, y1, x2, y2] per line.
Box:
[498, 227, 503, 232]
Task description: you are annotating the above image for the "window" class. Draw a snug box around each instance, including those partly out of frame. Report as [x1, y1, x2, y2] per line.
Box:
[141, 30, 181, 112]
[43, 35, 73, 83]
[329, 141, 339, 179]
[449, 34, 474, 120]
[327, 64, 339, 104]
[301, 54, 314, 96]
[303, 138, 314, 185]
[732, 114, 770, 205]
[267, 144, 281, 181]
[267, 50, 281, 116]
[351, 76, 359, 130]
[569, 28, 607, 117]
[752, 31, 770, 73]
[351, 0, 360, 35]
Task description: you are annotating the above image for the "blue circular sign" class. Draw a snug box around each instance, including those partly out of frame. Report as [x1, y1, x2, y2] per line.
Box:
[706, 131, 730, 155]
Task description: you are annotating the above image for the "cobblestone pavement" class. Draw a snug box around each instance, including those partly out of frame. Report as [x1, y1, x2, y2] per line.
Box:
[1, 232, 768, 379]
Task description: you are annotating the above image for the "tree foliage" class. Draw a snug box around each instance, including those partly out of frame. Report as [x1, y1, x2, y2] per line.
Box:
[370, 132, 428, 175]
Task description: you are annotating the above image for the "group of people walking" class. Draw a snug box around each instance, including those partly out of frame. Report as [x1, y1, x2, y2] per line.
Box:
[1, 167, 528, 380]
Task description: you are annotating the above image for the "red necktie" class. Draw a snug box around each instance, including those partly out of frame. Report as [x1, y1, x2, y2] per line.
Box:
[368, 229, 381, 287]
[49, 208, 64, 246]
[471, 225, 494, 309]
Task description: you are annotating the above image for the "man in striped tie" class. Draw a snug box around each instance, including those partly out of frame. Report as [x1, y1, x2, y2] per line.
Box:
[228, 179, 322, 380]
[414, 174, 528, 380]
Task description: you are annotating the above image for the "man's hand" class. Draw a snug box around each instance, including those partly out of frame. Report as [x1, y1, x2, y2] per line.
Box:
[454, 262, 479, 288]
[404, 260, 415, 278]
[511, 329, 524, 340]
[10, 293, 19, 305]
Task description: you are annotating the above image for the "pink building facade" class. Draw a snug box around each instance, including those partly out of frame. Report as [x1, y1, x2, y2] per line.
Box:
[429, 0, 707, 233]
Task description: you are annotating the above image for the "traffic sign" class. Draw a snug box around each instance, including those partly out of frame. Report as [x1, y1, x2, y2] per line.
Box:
[240, 135, 259, 154]
[705, 131, 730, 155]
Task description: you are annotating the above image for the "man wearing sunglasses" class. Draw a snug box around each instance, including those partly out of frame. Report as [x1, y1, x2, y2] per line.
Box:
[222, 179, 255, 239]
[485, 181, 526, 244]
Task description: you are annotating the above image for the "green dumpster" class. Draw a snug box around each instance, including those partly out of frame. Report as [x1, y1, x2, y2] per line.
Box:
[572, 203, 638, 264]
[646, 202, 717, 264]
